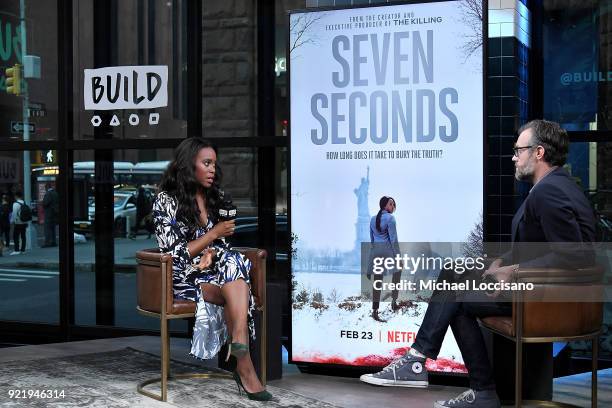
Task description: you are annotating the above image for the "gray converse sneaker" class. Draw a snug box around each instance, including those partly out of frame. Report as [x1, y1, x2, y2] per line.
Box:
[359, 354, 428, 387]
[434, 389, 501, 408]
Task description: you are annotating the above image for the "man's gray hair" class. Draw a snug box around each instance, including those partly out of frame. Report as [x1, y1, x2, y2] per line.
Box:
[517, 119, 568, 166]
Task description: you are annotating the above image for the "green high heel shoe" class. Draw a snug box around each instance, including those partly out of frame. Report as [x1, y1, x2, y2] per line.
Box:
[225, 342, 249, 362]
[232, 371, 273, 401]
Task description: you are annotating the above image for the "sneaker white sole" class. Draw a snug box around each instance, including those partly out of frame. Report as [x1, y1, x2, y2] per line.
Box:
[359, 374, 428, 388]
[433, 399, 500, 408]
[433, 401, 501, 408]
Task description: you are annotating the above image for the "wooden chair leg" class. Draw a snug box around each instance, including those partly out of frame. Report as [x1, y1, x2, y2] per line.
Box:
[166, 327, 171, 378]
[261, 306, 267, 386]
[161, 316, 169, 402]
[592, 336, 598, 408]
[515, 338, 522, 408]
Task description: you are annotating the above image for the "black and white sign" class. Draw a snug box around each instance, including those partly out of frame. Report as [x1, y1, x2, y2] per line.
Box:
[83, 65, 168, 110]
[0, 157, 19, 183]
[27, 102, 46, 118]
[11, 121, 35, 134]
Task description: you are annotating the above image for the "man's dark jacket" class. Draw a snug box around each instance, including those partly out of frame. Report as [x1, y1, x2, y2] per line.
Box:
[504, 167, 596, 269]
[43, 188, 59, 224]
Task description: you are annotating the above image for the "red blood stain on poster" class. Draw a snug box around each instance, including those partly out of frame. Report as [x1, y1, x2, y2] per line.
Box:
[301, 346, 466, 373]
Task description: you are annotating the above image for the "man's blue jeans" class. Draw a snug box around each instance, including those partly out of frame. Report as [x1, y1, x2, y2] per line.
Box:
[411, 269, 511, 391]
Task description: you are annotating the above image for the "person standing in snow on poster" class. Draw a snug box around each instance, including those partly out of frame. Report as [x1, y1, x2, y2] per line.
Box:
[368, 196, 402, 322]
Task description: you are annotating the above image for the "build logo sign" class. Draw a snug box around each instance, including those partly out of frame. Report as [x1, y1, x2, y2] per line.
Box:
[83, 65, 168, 127]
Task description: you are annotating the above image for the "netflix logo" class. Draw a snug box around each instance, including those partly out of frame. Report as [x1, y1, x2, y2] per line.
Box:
[387, 331, 417, 343]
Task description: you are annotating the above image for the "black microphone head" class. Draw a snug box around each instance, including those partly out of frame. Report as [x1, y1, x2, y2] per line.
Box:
[218, 192, 237, 221]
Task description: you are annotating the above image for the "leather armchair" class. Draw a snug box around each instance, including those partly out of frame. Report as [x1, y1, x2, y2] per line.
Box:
[480, 266, 603, 408]
[135, 247, 267, 401]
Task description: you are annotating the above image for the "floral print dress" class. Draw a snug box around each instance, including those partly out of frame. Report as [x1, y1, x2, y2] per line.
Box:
[152, 191, 255, 360]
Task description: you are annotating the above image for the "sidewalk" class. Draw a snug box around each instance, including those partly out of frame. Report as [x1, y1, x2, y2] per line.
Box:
[0, 234, 157, 272]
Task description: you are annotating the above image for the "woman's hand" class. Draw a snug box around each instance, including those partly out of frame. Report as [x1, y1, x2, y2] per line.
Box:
[188, 220, 234, 258]
[211, 220, 235, 239]
[196, 248, 216, 270]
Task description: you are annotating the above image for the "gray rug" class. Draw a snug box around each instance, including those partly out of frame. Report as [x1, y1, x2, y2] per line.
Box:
[0, 347, 340, 408]
[553, 368, 612, 407]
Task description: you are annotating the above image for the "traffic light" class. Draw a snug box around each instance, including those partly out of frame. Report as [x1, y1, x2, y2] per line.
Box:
[5, 63, 21, 96]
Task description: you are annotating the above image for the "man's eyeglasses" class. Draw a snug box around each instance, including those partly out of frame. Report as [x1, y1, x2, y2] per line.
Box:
[512, 145, 533, 157]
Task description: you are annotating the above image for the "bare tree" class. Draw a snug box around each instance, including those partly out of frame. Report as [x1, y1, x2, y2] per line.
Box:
[290, 233, 299, 260]
[462, 213, 483, 259]
[290, 13, 325, 55]
[459, 0, 483, 62]
[327, 287, 340, 303]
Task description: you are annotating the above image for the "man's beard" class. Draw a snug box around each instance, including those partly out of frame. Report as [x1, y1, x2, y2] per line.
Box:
[515, 157, 535, 182]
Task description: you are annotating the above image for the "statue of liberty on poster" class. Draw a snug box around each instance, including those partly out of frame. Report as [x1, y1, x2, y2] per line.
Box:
[354, 167, 370, 256]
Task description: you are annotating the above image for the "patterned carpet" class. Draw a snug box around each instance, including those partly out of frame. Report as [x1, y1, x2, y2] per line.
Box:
[0, 348, 340, 408]
[553, 368, 612, 407]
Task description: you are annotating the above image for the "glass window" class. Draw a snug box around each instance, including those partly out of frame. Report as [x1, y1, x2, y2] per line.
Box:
[216, 147, 259, 247]
[0, 149, 59, 323]
[272, 147, 289, 285]
[113, 149, 176, 328]
[563, 141, 612, 360]
[275, 1, 308, 137]
[72, 146, 258, 329]
[74, 0, 188, 139]
[72, 148, 186, 329]
[0, 1, 58, 141]
[542, 1, 612, 131]
[202, 1, 257, 137]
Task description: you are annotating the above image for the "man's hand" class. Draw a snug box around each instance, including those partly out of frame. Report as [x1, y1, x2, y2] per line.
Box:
[487, 257, 503, 270]
[482, 263, 517, 298]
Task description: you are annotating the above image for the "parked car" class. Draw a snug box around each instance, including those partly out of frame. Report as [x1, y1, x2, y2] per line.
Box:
[115, 184, 156, 202]
[74, 191, 137, 236]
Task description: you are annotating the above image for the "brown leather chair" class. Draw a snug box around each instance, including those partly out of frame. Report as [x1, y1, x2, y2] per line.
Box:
[480, 266, 603, 408]
[135, 247, 267, 402]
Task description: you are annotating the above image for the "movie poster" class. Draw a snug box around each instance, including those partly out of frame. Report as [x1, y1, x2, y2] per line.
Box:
[290, 1, 483, 372]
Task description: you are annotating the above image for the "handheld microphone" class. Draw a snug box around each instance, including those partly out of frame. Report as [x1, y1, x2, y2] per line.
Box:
[218, 192, 237, 221]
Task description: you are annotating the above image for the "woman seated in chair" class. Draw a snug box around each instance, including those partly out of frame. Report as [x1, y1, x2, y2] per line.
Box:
[152, 137, 271, 401]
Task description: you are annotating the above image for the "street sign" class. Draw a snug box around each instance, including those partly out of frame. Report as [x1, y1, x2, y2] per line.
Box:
[27, 102, 46, 118]
[10, 121, 35, 134]
[0, 157, 19, 183]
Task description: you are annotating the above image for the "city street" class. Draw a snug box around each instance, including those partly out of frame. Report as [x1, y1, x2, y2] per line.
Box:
[0, 233, 188, 331]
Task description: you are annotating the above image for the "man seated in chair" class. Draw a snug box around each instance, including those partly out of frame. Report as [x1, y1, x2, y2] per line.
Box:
[360, 120, 596, 408]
